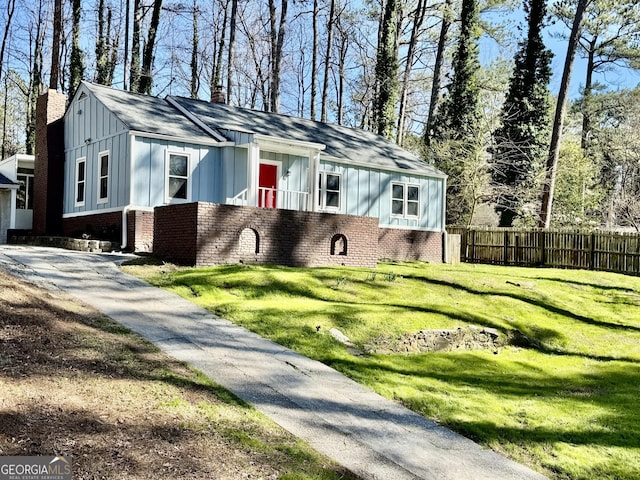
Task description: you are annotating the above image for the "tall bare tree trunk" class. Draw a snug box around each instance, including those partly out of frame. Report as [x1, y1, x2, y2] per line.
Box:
[397, 0, 427, 145]
[581, 42, 595, 150]
[211, 0, 229, 99]
[539, 0, 589, 228]
[106, 8, 119, 85]
[49, 0, 62, 90]
[26, 1, 46, 155]
[226, 0, 238, 104]
[190, 1, 199, 98]
[123, 0, 130, 89]
[138, 0, 163, 94]
[424, 0, 452, 146]
[1, 0, 17, 159]
[310, 0, 319, 120]
[321, 0, 335, 122]
[269, 0, 288, 112]
[129, 0, 141, 91]
[336, 20, 349, 125]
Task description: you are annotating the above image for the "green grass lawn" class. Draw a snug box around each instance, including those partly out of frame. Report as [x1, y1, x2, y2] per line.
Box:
[123, 260, 640, 480]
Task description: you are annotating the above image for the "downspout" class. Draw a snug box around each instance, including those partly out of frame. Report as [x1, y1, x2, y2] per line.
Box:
[121, 133, 136, 250]
[442, 176, 448, 263]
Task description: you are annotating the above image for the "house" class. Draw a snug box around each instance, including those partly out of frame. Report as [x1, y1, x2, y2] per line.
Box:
[0, 154, 35, 243]
[33, 81, 447, 267]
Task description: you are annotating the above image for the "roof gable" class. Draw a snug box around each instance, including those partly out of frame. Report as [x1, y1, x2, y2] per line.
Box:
[77, 82, 214, 141]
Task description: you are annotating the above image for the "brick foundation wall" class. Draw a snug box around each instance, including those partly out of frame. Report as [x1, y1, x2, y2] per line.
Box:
[153, 203, 199, 265]
[63, 212, 122, 242]
[62, 209, 155, 252]
[154, 202, 380, 267]
[127, 210, 154, 253]
[378, 228, 443, 263]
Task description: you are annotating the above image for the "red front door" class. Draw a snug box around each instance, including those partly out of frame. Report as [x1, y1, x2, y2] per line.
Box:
[258, 163, 278, 208]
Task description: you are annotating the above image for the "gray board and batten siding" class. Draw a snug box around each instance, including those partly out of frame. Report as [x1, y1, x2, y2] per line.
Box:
[63, 81, 446, 232]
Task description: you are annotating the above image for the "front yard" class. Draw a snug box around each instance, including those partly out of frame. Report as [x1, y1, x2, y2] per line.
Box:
[124, 260, 640, 480]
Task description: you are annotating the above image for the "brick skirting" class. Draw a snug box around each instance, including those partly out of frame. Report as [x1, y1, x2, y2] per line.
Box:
[154, 202, 443, 267]
[378, 228, 443, 264]
[154, 202, 380, 267]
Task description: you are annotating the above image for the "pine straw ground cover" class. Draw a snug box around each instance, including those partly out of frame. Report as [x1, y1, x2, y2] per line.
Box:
[124, 260, 640, 480]
[0, 270, 356, 480]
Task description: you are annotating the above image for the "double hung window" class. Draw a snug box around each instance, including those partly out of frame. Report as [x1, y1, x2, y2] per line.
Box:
[391, 182, 419, 218]
[97, 151, 109, 203]
[75, 157, 86, 206]
[318, 172, 341, 210]
[167, 153, 189, 201]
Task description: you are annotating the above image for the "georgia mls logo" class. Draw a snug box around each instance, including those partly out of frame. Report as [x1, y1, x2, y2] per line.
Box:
[0, 455, 72, 480]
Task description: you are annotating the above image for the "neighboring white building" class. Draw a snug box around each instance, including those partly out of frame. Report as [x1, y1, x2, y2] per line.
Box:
[0, 154, 35, 243]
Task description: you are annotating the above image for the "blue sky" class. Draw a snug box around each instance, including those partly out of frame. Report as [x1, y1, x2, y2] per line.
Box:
[481, 8, 640, 100]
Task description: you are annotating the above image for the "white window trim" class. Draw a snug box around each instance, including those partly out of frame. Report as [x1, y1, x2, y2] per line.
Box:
[75, 157, 86, 207]
[391, 182, 420, 219]
[97, 150, 109, 204]
[318, 171, 342, 211]
[165, 150, 191, 203]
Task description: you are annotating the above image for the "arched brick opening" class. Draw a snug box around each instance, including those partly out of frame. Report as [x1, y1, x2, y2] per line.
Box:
[238, 227, 260, 254]
[330, 233, 348, 256]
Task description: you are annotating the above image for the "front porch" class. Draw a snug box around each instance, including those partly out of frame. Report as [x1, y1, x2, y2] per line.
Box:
[227, 134, 325, 213]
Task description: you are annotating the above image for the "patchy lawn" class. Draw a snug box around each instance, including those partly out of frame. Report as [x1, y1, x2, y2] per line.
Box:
[0, 269, 356, 480]
[124, 260, 640, 480]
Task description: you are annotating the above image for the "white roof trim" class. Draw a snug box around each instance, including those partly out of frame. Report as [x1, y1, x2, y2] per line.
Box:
[320, 154, 448, 179]
[254, 133, 326, 153]
[166, 96, 228, 142]
[129, 130, 234, 147]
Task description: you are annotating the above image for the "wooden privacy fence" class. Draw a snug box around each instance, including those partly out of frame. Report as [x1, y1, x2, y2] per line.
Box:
[447, 227, 640, 275]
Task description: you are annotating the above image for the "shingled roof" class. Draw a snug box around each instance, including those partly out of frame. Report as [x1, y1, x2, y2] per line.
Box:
[82, 82, 210, 140]
[81, 82, 445, 178]
[169, 96, 444, 177]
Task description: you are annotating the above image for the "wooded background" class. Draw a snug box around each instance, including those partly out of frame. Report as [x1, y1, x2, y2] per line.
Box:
[1, 0, 639, 231]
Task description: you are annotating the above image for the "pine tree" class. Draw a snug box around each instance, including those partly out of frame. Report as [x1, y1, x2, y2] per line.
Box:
[430, 0, 482, 225]
[432, 0, 481, 142]
[492, 0, 553, 226]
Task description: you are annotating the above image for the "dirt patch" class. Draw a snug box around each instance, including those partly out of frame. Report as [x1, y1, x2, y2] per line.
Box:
[0, 269, 355, 479]
[365, 326, 536, 354]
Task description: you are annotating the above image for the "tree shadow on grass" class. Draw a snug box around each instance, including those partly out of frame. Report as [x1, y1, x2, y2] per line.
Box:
[326, 354, 640, 451]
[400, 274, 640, 333]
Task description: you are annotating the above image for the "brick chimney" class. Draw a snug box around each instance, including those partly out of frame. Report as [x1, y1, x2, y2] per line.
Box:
[211, 85, 226, 104]
[33, 90, 66, 235]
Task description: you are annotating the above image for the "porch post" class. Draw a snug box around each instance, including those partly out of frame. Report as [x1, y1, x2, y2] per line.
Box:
[307, 149, 321, 212]
[247, 142, 260, 207]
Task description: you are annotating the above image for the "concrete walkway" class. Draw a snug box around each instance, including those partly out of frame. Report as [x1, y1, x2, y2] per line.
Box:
[0, 245, 547, 480]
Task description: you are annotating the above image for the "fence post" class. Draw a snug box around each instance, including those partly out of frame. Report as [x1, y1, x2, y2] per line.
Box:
[471, 229, 476, 262]
[539, 230, 546, 266]
[589, 232, 596, 270]
[504, 230, 509, 265]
